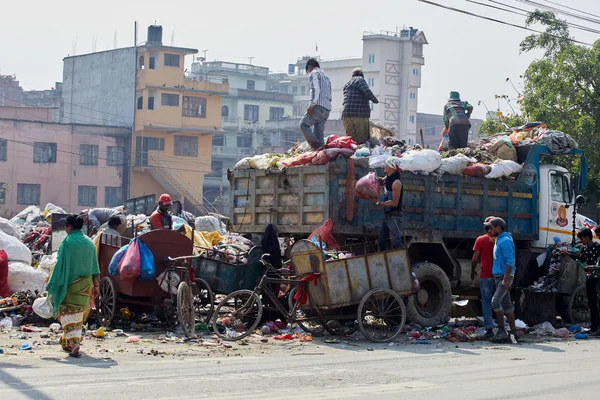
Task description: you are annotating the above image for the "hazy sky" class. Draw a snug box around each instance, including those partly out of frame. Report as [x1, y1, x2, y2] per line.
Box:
[2, 0, 599, 119]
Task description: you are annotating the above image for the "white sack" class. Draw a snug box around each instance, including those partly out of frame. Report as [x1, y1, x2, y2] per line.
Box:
[195, 216, 226, 235]
[388, 150, 442, 173]
[0, 230, 32, 264]
[0, 217, 20, 239]
[485, 160, 523, 179]
[7, 261, 47, 294]
[434, 154, 475, 175]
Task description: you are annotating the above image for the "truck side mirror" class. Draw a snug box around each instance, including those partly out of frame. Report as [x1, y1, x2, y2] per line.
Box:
[575, 195, 586, 205]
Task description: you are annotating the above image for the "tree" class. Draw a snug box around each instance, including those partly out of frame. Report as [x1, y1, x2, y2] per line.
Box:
[478, 112, 526, 137]
[520, 12, 600, 195]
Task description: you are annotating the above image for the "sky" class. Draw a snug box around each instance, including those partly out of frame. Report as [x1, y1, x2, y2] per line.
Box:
[1, 0, 599, 119]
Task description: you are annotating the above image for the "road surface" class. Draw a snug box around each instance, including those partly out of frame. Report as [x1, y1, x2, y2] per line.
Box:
[1, 339, 599, 399]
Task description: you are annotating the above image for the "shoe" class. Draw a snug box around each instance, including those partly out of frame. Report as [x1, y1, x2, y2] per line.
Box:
[484, 328, 495, 339]
[491, 329, 509, 343]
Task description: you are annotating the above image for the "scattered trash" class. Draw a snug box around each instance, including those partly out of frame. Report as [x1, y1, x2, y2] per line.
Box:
[49, 323, 61, 333]
[568, 324, 581, 333]
[21, 325, 40, 333]
[0, 316, 13, 330]
[324, 339, 340, 344]
[296, 333, 312, 342]
[92, 327, 106, 338]
[416, 339, 432, 345]
[533, 321, 556, 336]
[113, 329, 126, 337]
[452, 300, 469, 307]
[273, 334, 294, 341]
[127, 336, 140, 343]
[19, 343, 32, 351]
[574, 333, 589, 340]
[554, 328, 570, 339]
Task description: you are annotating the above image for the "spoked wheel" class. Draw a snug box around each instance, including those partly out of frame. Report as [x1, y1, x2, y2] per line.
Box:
[192, 279, 214, 324]
[212, 289, 263, 341]
[177, 282, 195, 337]
[358, 289, 406, 343]
[569, 285, 591, 325]
[95, 277, 116, 327]
[288, 287, 326, 335]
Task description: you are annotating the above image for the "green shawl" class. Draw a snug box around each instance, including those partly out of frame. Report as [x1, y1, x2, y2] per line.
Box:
[47, 230, 100, 316]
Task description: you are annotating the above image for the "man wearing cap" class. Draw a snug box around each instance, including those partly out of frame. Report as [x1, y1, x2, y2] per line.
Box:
[471, 216, 497, 337]
[341, 68, 379, 145]
[371, 158, 404, 250]
[443, 91, 473, 149]
[487, 217, 518, 342]
[149, 193, 173, 230]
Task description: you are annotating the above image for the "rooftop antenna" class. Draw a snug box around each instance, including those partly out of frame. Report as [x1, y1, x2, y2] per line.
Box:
[248, 56, 254, 65]
[201, 49, 209, 60]
[114, 31, 118, 49]
[92, 35, 97, 52]
[170, 28, 175, 46]
[72, 38, 77, 56]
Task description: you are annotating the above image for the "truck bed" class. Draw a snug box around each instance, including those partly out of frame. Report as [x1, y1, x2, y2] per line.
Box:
[230, 156, 538, 241]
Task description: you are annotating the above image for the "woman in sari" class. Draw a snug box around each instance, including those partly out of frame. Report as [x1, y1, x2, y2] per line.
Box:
[47, 214, 100, 357]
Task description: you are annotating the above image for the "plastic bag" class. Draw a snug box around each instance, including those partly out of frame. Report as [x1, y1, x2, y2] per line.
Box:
[554, 327, 570, 339]
[537, 130, 578, 154]
[37, 253, 57, 276]
[388, 150, 442, 173]
[488, 138, 517, 161]
[118, 238, 141, 282]
[138, 240, 156, 282]
[0, 217, 20, 239]
[326, 135, 358, 150]
[172, 216, 189, 232]
[157, 270, 180, 295]
[463, 163, 492, 177]
[308, 218, 341, 250]
[355, 173, 381, 200]
[280, 151, 318, 167]
[32, 292, 54, 319]
[0, 230, 32, 264]
[0, 250, 9, 298]
[195, 216, 225, 234]
[353, 148, 371, 158]
[434, 154, 474, 175]
[233, 157, 251, 170]
[312, 148, 355, 165]
[11, 205, 41, 223]
[485, 160, 523, 179]
[7, 261, 47, 294]
[109, 243, 129, 276]
[368, 155, 389, 168]
[534, 321, 556, 335]
[249, 154, 271, 170]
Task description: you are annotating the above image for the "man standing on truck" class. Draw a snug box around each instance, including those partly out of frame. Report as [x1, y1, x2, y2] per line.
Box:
[300, 58, 332, 150]
[372, 158, 404, 250]
[149, 193, 173, 231]
[443, 91, 473, 149]
[487, 217, 518, 342]
[471, 216, 497, 337]
[564, 228, 600, 336]
[341, 68, 379, 145]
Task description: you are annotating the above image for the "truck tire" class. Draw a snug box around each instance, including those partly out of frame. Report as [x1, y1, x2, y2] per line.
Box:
[407, 262, 452, 327]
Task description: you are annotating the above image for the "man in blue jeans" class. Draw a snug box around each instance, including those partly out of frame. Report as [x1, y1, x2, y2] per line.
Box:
[471, 217, 496, 337]
[488, 217, 518, 342]
[300, 58, 332, 149]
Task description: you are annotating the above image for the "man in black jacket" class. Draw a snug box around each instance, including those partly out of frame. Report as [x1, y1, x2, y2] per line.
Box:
[341, 68, 379, 145]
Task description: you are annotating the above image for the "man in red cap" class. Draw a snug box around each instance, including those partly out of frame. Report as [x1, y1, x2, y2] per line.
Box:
[149, 193, 173, 230]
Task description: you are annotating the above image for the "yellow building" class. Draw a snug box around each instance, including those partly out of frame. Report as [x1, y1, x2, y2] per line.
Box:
[132, 26, 228, 213]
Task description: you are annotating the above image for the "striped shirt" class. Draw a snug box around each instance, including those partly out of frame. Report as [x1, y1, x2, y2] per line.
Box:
[308, 68, 332, 111]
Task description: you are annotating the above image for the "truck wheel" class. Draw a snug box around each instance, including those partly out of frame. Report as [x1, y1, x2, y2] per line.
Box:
[407, 262, 452, 327]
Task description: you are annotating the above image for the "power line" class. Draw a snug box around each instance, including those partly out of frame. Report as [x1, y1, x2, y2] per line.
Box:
[516, 0, 600, 26]
[541, 0, 600, 20]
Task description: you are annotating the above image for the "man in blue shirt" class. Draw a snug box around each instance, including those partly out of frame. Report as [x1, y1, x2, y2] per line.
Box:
[487, 217, 517, 342]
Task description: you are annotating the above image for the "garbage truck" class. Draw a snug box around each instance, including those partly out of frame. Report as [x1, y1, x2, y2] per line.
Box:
[228, 144, 593, 326]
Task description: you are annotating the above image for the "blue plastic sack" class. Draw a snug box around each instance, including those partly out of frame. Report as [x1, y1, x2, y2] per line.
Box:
[310, 236, 328, 259]
[109, 243, 130, 276]
[138, 240, 156, 281]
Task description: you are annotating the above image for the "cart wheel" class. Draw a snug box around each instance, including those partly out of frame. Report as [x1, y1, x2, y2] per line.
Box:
[568, 285, 591, 325]
[193, 279, 214, 324]
[288, 286, 326, 335]
[95, 277, 116, 327]
[177, 282, 195, 338]
[358, 289, 406, 343]
[212, 289, 263, 341]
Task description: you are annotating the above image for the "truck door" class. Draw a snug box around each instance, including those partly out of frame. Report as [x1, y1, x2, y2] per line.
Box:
[546, 171, 573, 244]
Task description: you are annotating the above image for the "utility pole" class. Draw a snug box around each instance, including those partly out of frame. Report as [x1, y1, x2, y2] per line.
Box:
[248, 57, 254, 65]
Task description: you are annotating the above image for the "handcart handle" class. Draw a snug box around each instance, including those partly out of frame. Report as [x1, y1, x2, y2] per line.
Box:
[167, 255, 202, 262]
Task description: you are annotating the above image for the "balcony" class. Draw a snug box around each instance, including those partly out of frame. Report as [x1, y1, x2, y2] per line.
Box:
[212, 145, 255, 157]
[229, 89, 294, 103]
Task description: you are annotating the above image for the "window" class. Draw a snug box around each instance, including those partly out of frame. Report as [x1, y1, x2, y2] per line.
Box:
[221, 105, 229, 117]
[137, 96, 143, 110]
[148, 96, 155, 110]
[237, 134, 253, 148]
[33, 142, 57, 163]
[207, 160, 223, 178]
[292, 86, 298, 95]
[269, 107, 284, 121]
[425, 126, 436, 137]
[174, 135, 198, 157]
[0, 183, 6, 204]
[107, 146, 125, 166]
[135, 136, 165, 166]
[409, 115, 415, 123]
[164, 53, 180, 67]
[412, 68, 419, 76]
[410, 92, 416, 99]
[17, 184, 40, 205]
[161, 93, 179, 107]
[367, 78, 375, 87]
[368, 54, 375, 64]
[182, 96, 206, 118]
[301, 86, 306, 95]
[244, 104, 259, 121]
[78, 186, 97, 206]
[145, 137, 165, 151]
[212, 135, 225, 146]
[550, 173, 572, 203]
[247, 80, 255, 90]
[0, 139, 6, 161]
[80, 144, 99, 165]
[105, 187, 124, 207]
[138, 56, 145, 70]
[149, 57, 156, 69]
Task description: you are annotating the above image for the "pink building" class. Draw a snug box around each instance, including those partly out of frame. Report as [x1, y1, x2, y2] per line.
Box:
[0, 111, 130, 218]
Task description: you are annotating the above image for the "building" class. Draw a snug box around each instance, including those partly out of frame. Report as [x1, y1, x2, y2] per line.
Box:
[189, 61, 294, 210]
[0, 75, 23, 107]
[0, 112, 130, 218]
[416, 113, 483, 149]
[60, 25, 229, 214]
[21, 83, 63, 122]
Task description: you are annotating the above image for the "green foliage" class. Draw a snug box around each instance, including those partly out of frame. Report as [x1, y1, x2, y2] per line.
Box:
[520, 10, 572, 59]
[478, 113, 526, 137]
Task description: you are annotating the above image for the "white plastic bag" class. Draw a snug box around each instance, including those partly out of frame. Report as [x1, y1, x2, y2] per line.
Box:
[43, 203, 66, 217]
[11, 205, 41, 222]
[38, 253, 58, 276]
[0, 217, 20, 239]
[233, 157, 251, 170]
[434, 154, 475, 175]
[485, 160, 523, 179]
[195, 216, 225, 234]
[32, 292, 54, 319]
[387, 150, 442, 173]
[7, 261, 48, 293]
[157, 270, 180, 295]
[368, 155, 389, 168]
[0, 230, 32, 264]
[249, 154, 271, 170]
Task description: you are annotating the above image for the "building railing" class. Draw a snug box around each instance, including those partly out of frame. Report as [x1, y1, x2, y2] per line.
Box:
[228, 88, 294, 103]
[212, 145, 255, 157]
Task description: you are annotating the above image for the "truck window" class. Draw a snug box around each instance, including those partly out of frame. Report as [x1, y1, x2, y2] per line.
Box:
[550, 173, 572, 203]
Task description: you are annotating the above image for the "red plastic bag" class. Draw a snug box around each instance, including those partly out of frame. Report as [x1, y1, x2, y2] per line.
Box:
[355, 172, 381, 200]
[0, 250, 9, 298]
[308, 218, 341, 250]
[312, 148, 355, 165]
[118, 238, 141, 282]
[326, 136, 358, 150]
[280, 151, 318, 167]
[463, 163, 492, 177]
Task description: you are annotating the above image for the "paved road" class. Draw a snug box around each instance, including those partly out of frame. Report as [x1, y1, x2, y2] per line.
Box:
[2, 340, 599, 399]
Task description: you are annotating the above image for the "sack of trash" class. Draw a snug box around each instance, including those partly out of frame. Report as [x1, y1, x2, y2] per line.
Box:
[233, 157, 251, 170]
[7, 261, 48, 294]
[488, 136, 517, 161]
[0, 217, 20, 239]
[37, 253, 58, 276]
[195, 216, 226, 235]
[463, 163, 492, 177]
[434, 154, 475, 175]
[387, 150, 442, 173]
[355, 173, 381, 200]
[119, 238, 141, 282]
[485, 160, 523, 179]
[312, 148, 355, 165]
[0, 230, 32, 264]
[537, 130, 578, 154]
